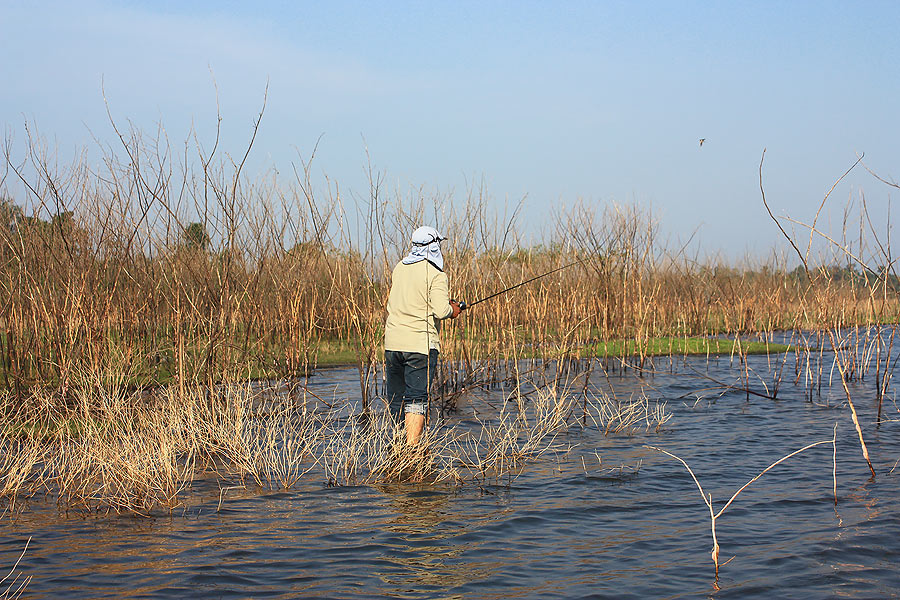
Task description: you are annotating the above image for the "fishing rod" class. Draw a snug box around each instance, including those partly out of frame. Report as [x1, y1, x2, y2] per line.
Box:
[457, 255, 594, 310]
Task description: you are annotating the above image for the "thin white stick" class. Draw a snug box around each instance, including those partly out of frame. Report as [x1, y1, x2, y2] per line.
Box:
[649, 438, 836, 576]
[832, 423, 838, 505]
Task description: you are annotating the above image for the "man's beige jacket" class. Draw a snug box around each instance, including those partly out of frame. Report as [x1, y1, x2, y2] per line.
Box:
[384, 260, 453, 355]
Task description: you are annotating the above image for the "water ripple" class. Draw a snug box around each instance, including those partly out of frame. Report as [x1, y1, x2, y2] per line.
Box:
[4, 356, 900, 598]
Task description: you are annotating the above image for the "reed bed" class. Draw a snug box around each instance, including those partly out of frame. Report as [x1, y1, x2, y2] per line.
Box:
[0, 371, 670, 514]
[2, 125, 897, 398]
[0, 115, 898, 514]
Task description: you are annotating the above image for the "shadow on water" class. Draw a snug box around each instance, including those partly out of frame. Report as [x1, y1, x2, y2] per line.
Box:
[3, 353, 900, 599]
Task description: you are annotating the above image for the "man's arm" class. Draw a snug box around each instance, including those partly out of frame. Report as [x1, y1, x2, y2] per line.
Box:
[430, 270, 454, 319]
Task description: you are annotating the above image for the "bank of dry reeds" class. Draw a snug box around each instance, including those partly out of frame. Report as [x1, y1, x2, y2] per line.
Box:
[3, 121, 898, 400]
[0, 115, 897, 511]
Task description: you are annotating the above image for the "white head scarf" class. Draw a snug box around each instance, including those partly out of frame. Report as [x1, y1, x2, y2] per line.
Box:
[402, 226, 446, 271]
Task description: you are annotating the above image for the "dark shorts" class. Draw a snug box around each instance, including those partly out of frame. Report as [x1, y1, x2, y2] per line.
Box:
[384, 349, 439, 422]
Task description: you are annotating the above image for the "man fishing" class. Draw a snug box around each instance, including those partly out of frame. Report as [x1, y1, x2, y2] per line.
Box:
[384, 226, 463, 445]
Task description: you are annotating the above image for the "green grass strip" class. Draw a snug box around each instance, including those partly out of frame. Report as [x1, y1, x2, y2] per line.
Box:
[584, 336, 791, 357]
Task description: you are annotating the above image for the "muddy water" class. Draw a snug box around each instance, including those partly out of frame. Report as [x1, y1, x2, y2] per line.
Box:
[3, 353, 900, 599]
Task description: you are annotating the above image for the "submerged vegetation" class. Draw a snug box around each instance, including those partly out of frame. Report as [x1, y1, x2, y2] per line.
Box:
[0, 108, 898, 531]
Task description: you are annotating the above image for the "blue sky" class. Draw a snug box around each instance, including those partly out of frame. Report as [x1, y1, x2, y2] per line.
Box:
[2, 1, 899, 259]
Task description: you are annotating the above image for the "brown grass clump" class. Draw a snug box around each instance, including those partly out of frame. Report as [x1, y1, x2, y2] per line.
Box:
[0, 370, 672, 514]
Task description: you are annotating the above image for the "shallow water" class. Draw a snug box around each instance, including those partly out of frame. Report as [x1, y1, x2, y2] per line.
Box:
[3, 352, 900, 599]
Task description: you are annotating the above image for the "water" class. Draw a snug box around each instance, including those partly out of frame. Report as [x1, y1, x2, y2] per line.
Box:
[3, 353, 900, 599]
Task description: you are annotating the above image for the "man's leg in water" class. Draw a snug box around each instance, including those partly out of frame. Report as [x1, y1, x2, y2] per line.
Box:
[402, 350, 438, 445]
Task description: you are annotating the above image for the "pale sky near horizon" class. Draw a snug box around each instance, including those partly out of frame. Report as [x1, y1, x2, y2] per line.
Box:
[2, 1, 899, 261]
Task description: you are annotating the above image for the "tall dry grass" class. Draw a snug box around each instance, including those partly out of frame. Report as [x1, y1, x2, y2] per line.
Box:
[2, 122, 896, 399]
[0, 113, 897, 512]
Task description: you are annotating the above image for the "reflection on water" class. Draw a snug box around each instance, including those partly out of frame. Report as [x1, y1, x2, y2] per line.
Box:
[3, 354, 900, 599]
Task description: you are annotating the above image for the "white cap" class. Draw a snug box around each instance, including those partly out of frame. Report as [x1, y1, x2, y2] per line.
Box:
[411, 226, 446, 246]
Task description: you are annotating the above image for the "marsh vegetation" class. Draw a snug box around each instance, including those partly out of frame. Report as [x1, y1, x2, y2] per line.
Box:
[1, 112, 898, 569]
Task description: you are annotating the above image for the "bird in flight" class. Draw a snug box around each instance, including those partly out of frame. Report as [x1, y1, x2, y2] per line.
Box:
[699, 138, 706, 147]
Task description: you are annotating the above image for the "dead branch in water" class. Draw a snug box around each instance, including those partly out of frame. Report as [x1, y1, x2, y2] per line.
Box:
[648, 428, 837, 578]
